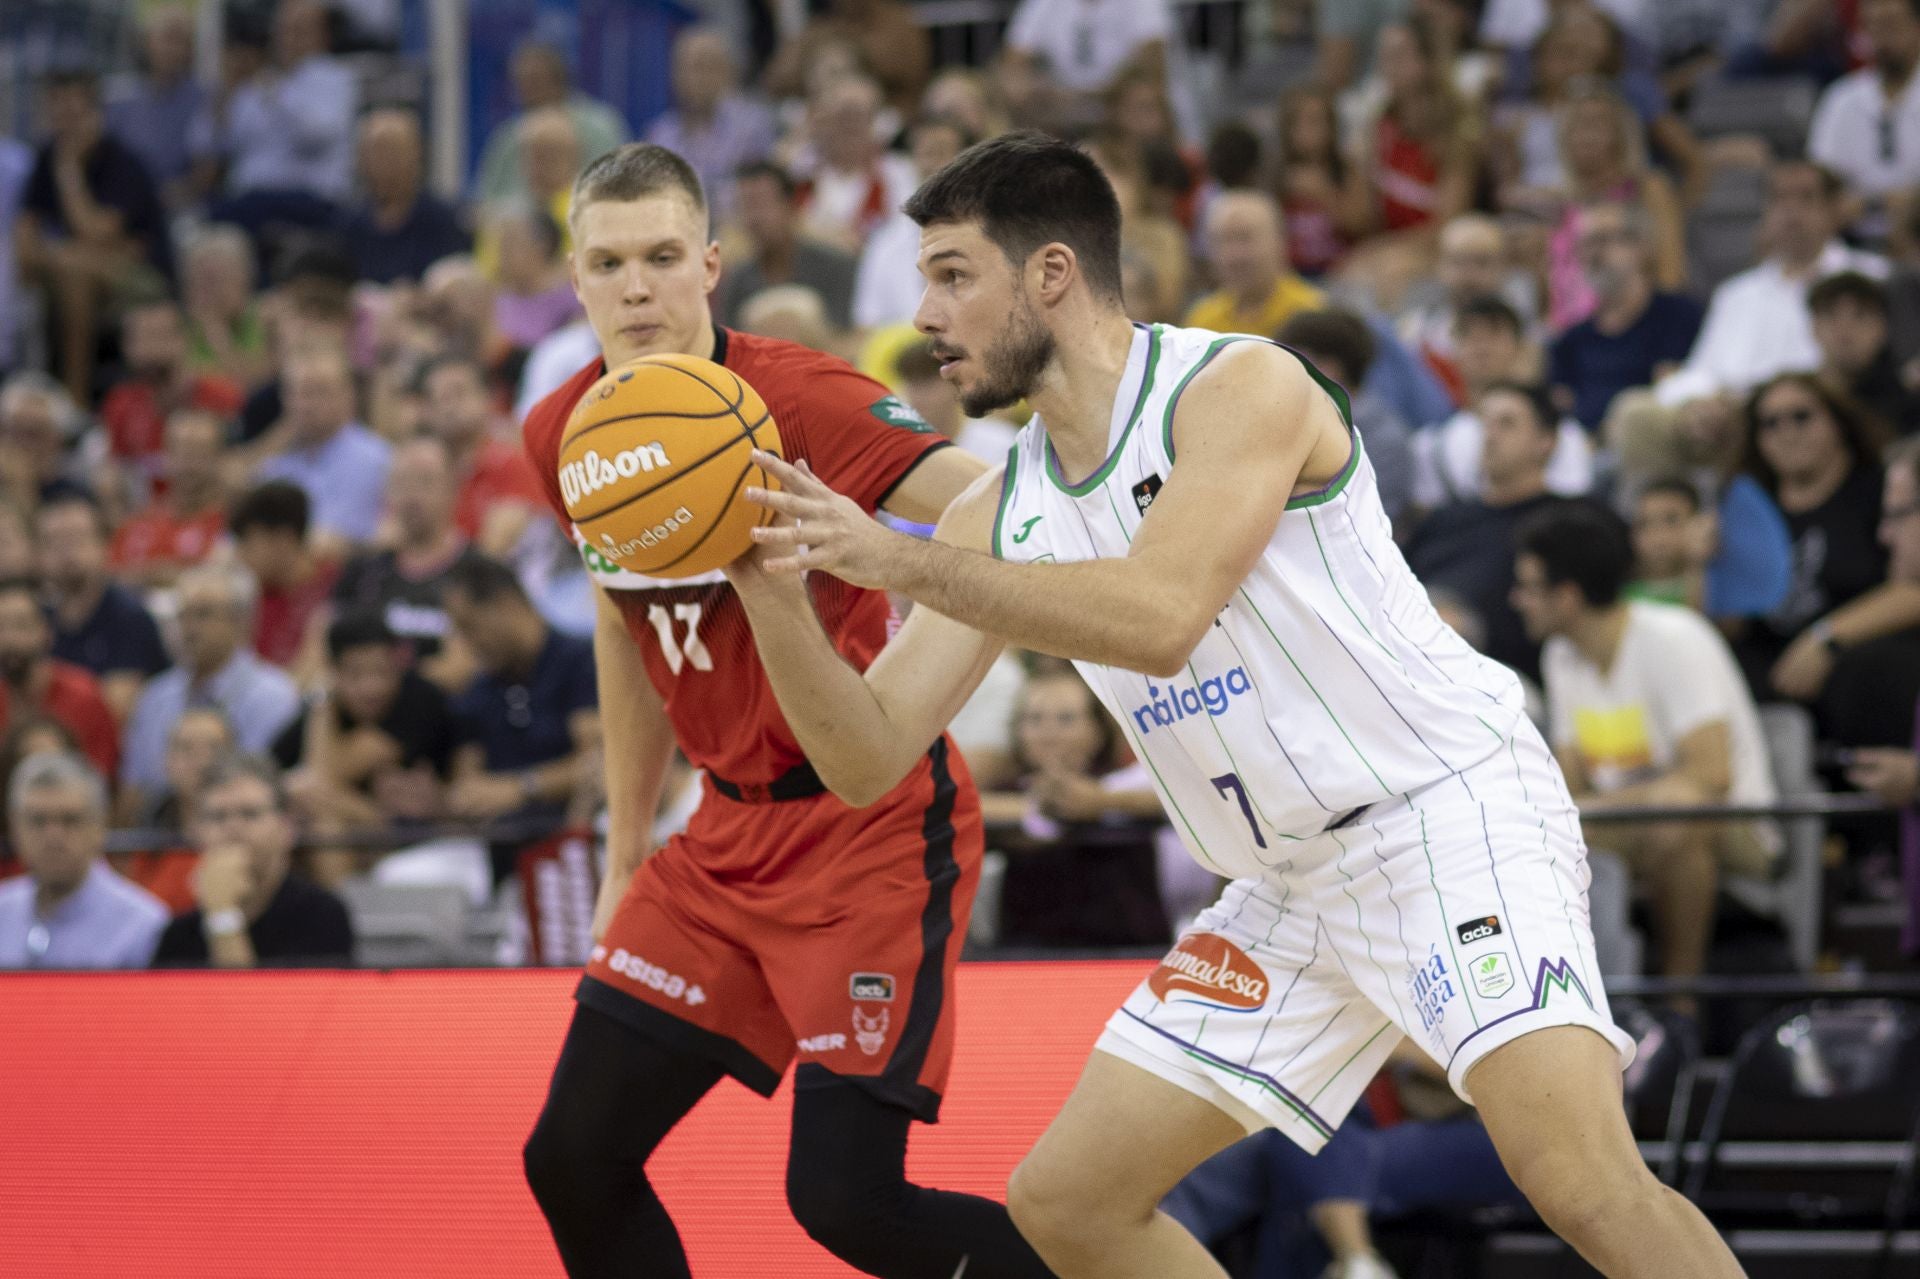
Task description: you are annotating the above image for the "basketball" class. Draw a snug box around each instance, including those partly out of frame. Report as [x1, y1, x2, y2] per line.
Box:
[556, 353, 782, 579]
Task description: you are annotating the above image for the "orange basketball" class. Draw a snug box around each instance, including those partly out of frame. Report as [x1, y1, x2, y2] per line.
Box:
[557, 353, 782, 579]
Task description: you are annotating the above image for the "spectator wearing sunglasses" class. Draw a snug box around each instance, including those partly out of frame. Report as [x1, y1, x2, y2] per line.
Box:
[0, 752, 165, 969]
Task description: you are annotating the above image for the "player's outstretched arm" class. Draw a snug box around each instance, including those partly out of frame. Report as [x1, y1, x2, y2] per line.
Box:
[744, 343, 1331, 678]
[725, 473, 1007, 808]
[590, 586, 678, 939]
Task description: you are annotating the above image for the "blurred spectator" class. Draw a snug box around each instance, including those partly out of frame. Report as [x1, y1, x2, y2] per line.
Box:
[1809, 0, 1920, 245]
[1314, 0, 1410, 91]
[1089, 133, 1190, 322]
[442, 556, 598, 879]
[109, 410, 229, 589]
[256, 345, 393, 549]
[737, 284, 843, 353]
[120, 563, 301, 808]
[105, 7, 206, 211]
[38, 489, 168, 721]
[1397, 214, 1522, 405]
[1810, 271, 1920, 436]
[152, 752, 354, 968]
[179, 224, 271, 388]
[1406, 382, 1564, 679]
[0, 752, 165, 969]
[790, 76, 916, 254]
[1515, 501, 1777, 991]
[0, 717, 78, 809]
[1272, 87, 1361, 279]
[332, 436, 484, 688]
[276, 612, 459, 867]
[14, 68, 172, 403]
[923, 68, 1007, 141]
[1538, 82, 1686, 332]
[894, 342, 1016, 463]
[1660, 161, 1887, 406]
[1549, 201, 1703, 432]
[514, 315, 600, 425]
[764, 0, 932, 115]
[1762, 441, 1920, 749]
[485, 109, 582, 278]
[487, 202, 580, 353]
[200, 0, 358, 219]
[230, 480, 339, 671]
[477, 42, 625, 206]
[421, 355, 544, 556]
[1185, 191, 1324, 335]
[0, 374, 92, 514]
[1733, 374, 1891, 696]
[0, 578, 118, 778]
[0, 502, 31, 579]
[419, 256, 516, 392]
[980, 667, 1169, 948]
[340, 109, 471, 286]
[854, 114, 975, 329]
[1278, 310, 1417, 526]
[1411, 296, 1595, 509]
[136, 705, 233, 831]
[234, 288, 352, 447]
[98, 299, 244, 489]
[0, 134, 30, 375]
[1358, 19, 1478, 239]
[1002, 0, 1175, 107]
[719, 163, 858, 330]
[645, 27, 777, 215]
[1627, 476, 1716, 609]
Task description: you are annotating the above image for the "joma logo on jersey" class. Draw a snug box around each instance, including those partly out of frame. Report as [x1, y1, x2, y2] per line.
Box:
[559, 442, 671, 506]
[1131, 668, 1253, 734]
[1147, 933, 1268, 1011]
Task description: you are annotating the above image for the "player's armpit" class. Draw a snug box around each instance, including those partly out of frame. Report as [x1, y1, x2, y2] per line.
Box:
[1122, 342, 1341, 661]
[878, 444, 991, 525]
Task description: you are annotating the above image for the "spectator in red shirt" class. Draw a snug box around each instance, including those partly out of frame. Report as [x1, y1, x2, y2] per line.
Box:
[418, 354, 543, 556]
[97, 299, 242, 491]
[108, 409, 228, 588]
[0, 577, 119, 779]
[230, 481, 337, 675]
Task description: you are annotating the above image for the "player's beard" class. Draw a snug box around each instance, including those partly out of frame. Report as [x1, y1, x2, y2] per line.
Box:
[960, 293, 1055, 418]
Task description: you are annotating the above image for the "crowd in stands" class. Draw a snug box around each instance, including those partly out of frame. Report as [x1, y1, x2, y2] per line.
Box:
[0, 0, 1914, 1032]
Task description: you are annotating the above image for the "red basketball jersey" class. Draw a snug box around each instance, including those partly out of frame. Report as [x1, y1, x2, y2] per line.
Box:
[522, 327, 952, 785]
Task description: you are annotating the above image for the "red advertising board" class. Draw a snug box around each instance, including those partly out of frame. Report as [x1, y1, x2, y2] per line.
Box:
[0, 962, 1151, 1277]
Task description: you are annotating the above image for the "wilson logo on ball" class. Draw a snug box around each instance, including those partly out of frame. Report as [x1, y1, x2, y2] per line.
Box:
[559, 442, 672, 507]
[1148, 933, 1268, 1011]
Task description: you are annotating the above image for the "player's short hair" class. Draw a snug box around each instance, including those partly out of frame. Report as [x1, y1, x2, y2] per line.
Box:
[1480, 380, 1558, 435]
[1276, 310, 1377, 385]
[1516, 499, 1634, 609]
[572, 143, 707, 229]
[1808, 270, 1889, 318]
[229, 480, 311, 540]
[444, 554, 529, 607]
[326, 610, 398, 662]
[903, 130, 1125, 301]
[1636, 475, 1701, 514]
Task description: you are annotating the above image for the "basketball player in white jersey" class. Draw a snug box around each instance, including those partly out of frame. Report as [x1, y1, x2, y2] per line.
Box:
[721, 132, 1744, 1279]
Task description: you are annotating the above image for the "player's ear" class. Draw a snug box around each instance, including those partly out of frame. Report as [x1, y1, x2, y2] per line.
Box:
[703, 238, 722, 295]
[1034, 243, 1077, 306]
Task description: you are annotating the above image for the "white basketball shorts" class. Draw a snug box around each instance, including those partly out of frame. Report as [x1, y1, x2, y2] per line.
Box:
[1096, 721, 1636, 1154]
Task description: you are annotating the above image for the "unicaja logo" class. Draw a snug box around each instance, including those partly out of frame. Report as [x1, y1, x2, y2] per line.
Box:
[1132, 667, 1253, 735]
[1148, 933, 1269, 1011]
[561, 442, 671, 507]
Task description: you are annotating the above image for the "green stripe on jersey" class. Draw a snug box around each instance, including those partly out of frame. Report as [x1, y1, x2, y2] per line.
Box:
[989, 442, 1020, 560]
[1045, 324, 1162, 496]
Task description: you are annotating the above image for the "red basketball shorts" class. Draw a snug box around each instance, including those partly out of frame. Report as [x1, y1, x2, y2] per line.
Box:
[576, 740, 981, 1121]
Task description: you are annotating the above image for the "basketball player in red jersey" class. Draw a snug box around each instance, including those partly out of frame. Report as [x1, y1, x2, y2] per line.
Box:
[518, 144, 1055, 1279]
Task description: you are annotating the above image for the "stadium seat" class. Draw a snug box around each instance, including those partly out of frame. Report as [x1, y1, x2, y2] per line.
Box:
[1686, 78, 1818, 156]
[1723, 704, 1826, 971]
[337, 879, 477, 968]
[1683, 1000, 1920, 1231]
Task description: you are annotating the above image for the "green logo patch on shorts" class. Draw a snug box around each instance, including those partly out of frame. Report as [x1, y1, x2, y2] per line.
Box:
[1471, 952, 1514, 998]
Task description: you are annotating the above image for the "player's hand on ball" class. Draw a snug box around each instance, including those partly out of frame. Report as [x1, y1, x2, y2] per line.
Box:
[743, 451, 905, 590]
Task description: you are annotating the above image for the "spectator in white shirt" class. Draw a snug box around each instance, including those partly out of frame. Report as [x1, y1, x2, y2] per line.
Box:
[853, 114, 975, 330]
[1658, 161, 1887, 406]
[202, 0, 358, 210]
[1809, 0, 1920, 245]
[1514, 500, 1778, 997]
[789, 76, 917, 254]
[1003, 0, 1176, 97]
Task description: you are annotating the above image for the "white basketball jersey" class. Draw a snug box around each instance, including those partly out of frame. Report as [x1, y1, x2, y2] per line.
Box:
[993, 323, 1528, 880]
